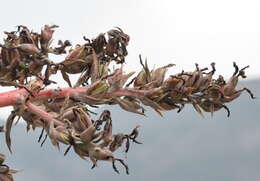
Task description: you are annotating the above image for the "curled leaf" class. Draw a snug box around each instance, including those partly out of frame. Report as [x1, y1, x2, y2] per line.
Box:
[5, 111, 17, 153]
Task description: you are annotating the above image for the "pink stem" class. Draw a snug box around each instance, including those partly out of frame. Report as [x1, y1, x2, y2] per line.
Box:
[0, 87, 148, 108]
[0, 87, 87, 107]
[26, 102, 64, 126]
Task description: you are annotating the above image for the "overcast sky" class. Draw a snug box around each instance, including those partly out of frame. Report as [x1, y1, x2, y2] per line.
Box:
[0, 0, 259, 78]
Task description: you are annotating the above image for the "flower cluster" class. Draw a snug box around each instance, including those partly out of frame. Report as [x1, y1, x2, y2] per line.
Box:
[0, 25, 255, 176]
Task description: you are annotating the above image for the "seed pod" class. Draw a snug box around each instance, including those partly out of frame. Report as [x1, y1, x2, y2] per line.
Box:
[86, 80, 109, 95]
[48, 122, 70, 149]
[134, 55, 151, 88]
[107, 68, 135, 92]
[191, 63, 208, 91]
[199, 99, 230, 117]
[0, 48, 11, 66]
[150, 64, 175, 88]
[114, 98, 145, 115]
[105, 28, 129, 63]
[221, 88, 255, 103]
[204, 85, 223, 102]
[66, 45, 91, 60]
[196, 62, 216, 91]
[17, 25, 35, 44]
[90, 51, 100, 83]
[109, 134, 125, 152]
[0, 153, 5, 165]
[52, 40, 71, 55]
[90, 33, 107, 54]
[41, 25, 58, 45]
[89, 147, 114, 161]
[16, 43, 41, 55]
[162, 76, 185, 91]
[107, 27, 130, 44]
[157, 101, 180, 111]
[99, 63, 110, 78]
[134, 71, 148, 88]
[80, 125, 96, 143]
[222, 62, 249, 96]
[140, 97, 164, 116]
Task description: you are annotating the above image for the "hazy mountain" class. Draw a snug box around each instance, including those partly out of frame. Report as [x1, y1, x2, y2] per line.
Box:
[0, 79, 259, 181]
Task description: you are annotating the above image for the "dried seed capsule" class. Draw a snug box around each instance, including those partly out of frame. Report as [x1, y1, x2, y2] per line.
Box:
[17, 43, 41, 55]
[41, 25, 58, 44]
[150, 64, 175, 87]
[0, 153, 5, 165]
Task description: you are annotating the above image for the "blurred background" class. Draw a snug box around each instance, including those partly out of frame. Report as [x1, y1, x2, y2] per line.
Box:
[0, 0, 260, 180]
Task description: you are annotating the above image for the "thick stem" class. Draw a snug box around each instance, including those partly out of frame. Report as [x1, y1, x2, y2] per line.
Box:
[0, 87, 147, 108]
[0, 87, 87, 107]
[25, 102, 64, 126]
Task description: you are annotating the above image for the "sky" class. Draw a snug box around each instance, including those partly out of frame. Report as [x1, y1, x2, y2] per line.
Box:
[0, 0, 259, 78]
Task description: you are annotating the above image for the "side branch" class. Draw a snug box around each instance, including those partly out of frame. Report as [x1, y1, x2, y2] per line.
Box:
[25, 102, 64, 126]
